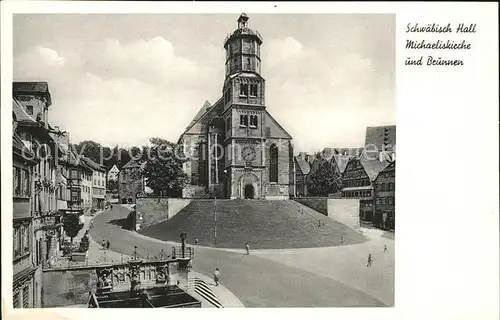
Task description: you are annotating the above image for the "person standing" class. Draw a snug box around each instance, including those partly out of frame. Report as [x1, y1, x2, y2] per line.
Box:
[195, 238, 199, 246]
[384, 245, 388, 253]
[106, 240, 110, 250]
[341, 236, 344, 244]
[90, 219, 94, 229]
[102, 239, 106, 250]
[367, 254, 373, 267]
[245, 242, 250, 255]
[213, 268, 220, 286]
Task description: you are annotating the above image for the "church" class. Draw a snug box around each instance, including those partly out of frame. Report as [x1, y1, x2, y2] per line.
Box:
[178, 13, 294, 200]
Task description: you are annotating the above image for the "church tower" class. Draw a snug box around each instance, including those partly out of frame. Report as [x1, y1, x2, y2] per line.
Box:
[181, 13, 293, 200]
[220, 14, 272, 199]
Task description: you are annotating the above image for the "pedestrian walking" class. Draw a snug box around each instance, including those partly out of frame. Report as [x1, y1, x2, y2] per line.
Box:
[213, 268, 220, 286]
[106, 240, 110, 250]
[245, 242, 250, 255]
[90, 220, 94, 229]
[195, 238, 199, 246]
[367, 254, 373, 267]
[341, 236, 344, 244]
[384, 245, 388, 253]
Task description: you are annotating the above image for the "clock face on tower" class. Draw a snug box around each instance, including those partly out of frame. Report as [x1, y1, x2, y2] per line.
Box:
[241, 145, 256, 161]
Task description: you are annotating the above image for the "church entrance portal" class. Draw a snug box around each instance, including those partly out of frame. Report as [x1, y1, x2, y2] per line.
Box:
[244, 184, 255, 199]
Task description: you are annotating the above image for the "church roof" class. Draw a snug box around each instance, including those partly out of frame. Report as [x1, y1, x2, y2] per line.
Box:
[264, 110, 293, 140]
[187, 100, 212, 130]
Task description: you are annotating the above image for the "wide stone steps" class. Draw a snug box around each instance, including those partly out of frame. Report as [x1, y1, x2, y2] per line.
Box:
[140, 200, 366, 249]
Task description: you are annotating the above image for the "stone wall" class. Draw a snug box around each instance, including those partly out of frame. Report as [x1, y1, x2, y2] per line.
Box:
[327, 198, 360, 230]
[182, 185, 206, 198]
[136, 197, 192, 228]
[295, 197, 360, 229]
[294, 197, 328, 216]
[43, 268, 97, 307]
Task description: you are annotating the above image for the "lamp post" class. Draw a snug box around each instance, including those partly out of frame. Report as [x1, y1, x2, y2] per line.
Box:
[180, 232, 187, 258]
[214, 195, 217, 244]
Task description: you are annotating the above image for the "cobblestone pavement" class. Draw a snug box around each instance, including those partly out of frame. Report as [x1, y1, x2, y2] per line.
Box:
[89, 205, 394, 307]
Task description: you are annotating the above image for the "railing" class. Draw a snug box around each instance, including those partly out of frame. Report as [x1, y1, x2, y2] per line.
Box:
[185, 278, 223, 308]
[171, 247, 194, 260]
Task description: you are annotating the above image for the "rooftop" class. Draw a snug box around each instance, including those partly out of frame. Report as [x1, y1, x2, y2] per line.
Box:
[13, 81, 52, 106]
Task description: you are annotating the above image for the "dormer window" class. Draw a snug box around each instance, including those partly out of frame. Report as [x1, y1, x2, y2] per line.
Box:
[240, 83, 248, 96]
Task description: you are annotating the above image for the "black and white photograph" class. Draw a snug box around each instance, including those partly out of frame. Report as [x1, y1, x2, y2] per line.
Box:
[10, 12, 395, 308]
[2, 2, 498, 319]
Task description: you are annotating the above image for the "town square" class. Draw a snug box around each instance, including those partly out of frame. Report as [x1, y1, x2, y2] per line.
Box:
[10, 13, 395, 308]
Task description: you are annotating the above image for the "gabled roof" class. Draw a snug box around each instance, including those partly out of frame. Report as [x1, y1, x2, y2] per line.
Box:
[12, 98, 36, 124]
[359, 151, 391, 181]
[294, 156, 311, 175]
[108, 164, 120, 173]
[122, 159, 142, 170]
[331, 154, 351, 173]
[82, 157, 106, 172]
[264, 110, 293, 140]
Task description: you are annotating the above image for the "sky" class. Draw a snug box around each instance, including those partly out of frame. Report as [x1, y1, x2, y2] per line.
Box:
[13, 14, 395, 153]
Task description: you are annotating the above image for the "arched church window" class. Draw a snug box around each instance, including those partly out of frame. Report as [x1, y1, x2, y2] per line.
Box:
[269, 144, 278, 183]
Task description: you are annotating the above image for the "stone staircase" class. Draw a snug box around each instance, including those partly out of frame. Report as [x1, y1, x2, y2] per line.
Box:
[140, 200, 366, 249]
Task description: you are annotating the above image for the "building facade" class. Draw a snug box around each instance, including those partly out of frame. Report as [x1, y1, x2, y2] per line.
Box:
[12, 82, 65, 308]
[341, 151, 390, 222]
[12, 110, 40, 308]
[294, 152, 311, 197]
[118, 159, 144, 204]
[80, 163, 93, 211]
[107, 164, 120, 182]
[83, 157, 107, 210]
[373, 161, 395, 229]
[179, 14, 294, 200]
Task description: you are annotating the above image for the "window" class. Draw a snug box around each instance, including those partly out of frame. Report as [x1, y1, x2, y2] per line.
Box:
[26, 105, 33, 115]
[249, 115, 258, 128]
[240, 115, 248, 127]
[13, 225, 30, 259]
[240, 83, 248, 96]
[13, 167, 21, 196]
[226, 117, 231, 131]
[388, 197, 393, 205]
[250, 84, 258, 97]
[269, 144, 279, 183]
[22, 285, 30, 308]
[13, 292, 20, 308]
[245, 58, 251, 70]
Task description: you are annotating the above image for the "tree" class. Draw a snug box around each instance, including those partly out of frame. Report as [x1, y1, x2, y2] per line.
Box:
[107, 179, 118, 193]
[142, 137, 189, 197]
[307, 154, 342, 196]
[63, 214, 83, 247]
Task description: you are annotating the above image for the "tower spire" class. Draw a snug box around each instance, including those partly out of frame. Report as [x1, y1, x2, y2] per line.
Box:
[237, 13, 249, 29]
